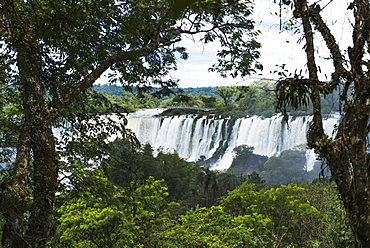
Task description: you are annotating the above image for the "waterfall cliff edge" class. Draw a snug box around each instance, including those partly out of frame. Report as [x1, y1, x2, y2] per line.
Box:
[125, 109, 339, 171]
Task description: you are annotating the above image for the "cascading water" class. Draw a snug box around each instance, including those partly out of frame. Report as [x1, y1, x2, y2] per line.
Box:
[125, 109, 339, 171]
[126, 113, 227, 162]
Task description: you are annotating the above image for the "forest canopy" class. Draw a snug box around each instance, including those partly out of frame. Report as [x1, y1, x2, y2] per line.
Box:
[92, 82, 340, 117]
[0, 0, 261, 246]
[0, 0, 366, 247]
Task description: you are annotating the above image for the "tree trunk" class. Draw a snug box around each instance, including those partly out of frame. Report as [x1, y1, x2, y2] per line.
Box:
[20, 46, 59, 246]
[328, 109, 370, 247]
[25, 133, 58, 246]
[0, 37, 59, 247]
[291, 0, 370, 246]
[0, 123, 31, 247]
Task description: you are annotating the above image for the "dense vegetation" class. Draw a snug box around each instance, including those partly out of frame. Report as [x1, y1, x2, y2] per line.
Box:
[93, 80, 341, 117]
[275, 1, 370, 245]
[72, 82, 351, 247]
[227, 145, 326, 186]
[0, 0, 367, 246]
[52, 138, 354, 247]
[0, 0, 263, 246]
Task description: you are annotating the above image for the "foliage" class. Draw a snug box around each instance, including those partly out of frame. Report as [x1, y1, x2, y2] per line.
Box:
[53, 131, 354, 248]
[0, 0, 263, 245]
[55, 166, 354, 248]
[93, 84, 126, 96]
[227, 146, 316, 186]
[214, 86, 239, 106]
[102, 139, 245, 208]
[192, 167, 245, 208]
[297, 180, 355, 247]
[221, 182, 332, 247]
[156, 180, 351, 248]
[214, 86, 249, 106]
[155, 151, 198, 201]
[56, 176, 173, 248]
[246, 171, 266, 189]
[103, 140, 198, 202]
[262, 149, 307, 185]
[157, 108, 213, 116]
[227, 145, 268, 176]
[0, 0, 361, 245]
[92, 82, 340, 119]
[237, 80, 276, 116]
[274, 0, 370, 244]
[162, 206, 270, 247]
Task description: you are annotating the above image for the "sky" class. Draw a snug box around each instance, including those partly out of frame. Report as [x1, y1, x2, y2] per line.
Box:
[171, 0, 353, 88]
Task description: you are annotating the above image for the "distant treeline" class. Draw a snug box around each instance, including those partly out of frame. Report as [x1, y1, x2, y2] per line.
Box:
[93, 84, 220, 97]
[92, 81, 341, 117]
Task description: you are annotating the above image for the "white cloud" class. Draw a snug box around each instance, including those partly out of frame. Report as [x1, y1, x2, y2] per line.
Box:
[174, 0, 353, 88]
[171, 38, 245, 88]
[96, 1, 353, 88]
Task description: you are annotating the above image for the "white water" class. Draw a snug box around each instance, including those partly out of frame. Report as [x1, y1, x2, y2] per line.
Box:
[125, 110, 339, 171]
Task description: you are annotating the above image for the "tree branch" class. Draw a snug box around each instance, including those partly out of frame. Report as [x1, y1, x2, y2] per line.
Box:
[349, 0, 369, 90]
[59, 28, 181, 107]
[294, 0, 318, 80]
[309, 4, 349, 85]
[293, 0, 325, 147]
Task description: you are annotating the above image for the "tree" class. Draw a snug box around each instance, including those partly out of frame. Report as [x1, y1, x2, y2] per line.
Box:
[262, 149, 306, 185]
[275, 0, 370, 246]
[247, 171, 266, 190]
[102, 138, 144, 186]
[194, 167, 245, 207]
[221, 182, 330, 247]
[227, 145, 268, 176]
[237, 80, 276, 116]
[163, 180, 353, 247]
[214, 86, 249, 106]
[0, 0, 261, 246]
[214, 86, 239, 106]
[155, 151, 197, 201]
[163, 206, 271, 247]
[199, 94, 218, 108]
[298, 181, 355, 247]
[57, 176, 173, 247]
[196, 167, 218, 207]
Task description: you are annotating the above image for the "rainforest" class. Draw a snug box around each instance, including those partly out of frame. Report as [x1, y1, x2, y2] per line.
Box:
[49, 83, 351, 247]
[0, 0, 369, 247]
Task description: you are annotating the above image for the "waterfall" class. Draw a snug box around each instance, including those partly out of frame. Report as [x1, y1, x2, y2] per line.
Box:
[126, 115, 228, 162]
[125, 110, 339, 171]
